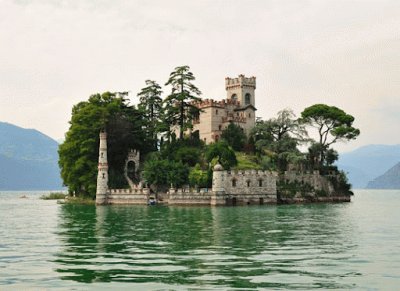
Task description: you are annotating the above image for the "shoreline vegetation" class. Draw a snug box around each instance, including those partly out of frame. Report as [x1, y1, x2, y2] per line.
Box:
[58, 65, 360, 202]
[40, 192, 95, 205]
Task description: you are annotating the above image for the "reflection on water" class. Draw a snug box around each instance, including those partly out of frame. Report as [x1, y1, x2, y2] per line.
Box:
[54, 203, 359, 289]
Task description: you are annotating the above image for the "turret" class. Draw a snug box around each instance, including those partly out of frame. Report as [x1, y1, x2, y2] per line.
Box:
[211, 163, 226, 206]
[225, 74, 256, 107]
[96, 130, 109, 205]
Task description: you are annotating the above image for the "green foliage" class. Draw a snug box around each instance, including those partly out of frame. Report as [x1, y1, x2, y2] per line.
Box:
[164, 65, 202, 140]
[327, 171, 352, 195]
[205, 141, 237, 170]
[235, 152, 262, 170]
[301, 104, 360, 168]
[251, 109, 305, 172]
[277, 180, 314, 198]
[58, 92, 147, 198]
[142, 156, 189, 188]
[137, 80, 163, 150]
[188, 164, 209, 188]
[40, 192, 67, 200]
[175, 146, 202, 167]
[221, 123, 247, 151]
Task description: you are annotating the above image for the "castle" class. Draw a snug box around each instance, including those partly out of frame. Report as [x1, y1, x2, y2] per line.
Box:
[95, 74, 351, 206]
[191, 74, 256, 143]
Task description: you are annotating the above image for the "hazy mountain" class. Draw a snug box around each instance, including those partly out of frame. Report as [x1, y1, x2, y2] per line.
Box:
[0, 122, 63, 190]
[337, 144, 400, 189]
[367, 162, 400, 189]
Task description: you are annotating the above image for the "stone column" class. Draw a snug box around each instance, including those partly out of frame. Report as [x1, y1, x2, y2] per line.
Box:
[96, 130, 109, 205]
[211, 163, 226, 206]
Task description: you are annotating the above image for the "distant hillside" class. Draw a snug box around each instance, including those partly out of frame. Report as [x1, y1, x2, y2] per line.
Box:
[0, 122, 63, 190]
[367, 162, 400, 189]
[337, 144, 400, 189]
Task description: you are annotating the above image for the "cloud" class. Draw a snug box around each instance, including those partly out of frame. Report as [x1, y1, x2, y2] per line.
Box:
[0, 0, 399, 152]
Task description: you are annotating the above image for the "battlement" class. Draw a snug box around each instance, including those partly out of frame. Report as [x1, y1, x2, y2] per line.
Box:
[225, 74, 256, 89]
[193, 98, 241, 109]
[226, 169, 277, 177]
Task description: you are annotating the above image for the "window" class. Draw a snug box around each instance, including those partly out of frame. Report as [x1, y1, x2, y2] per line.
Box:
[248, 113, 251, 118]
[245, 93, 251, 105]
[232, 179, 236, 187]
[231, 94, 237, 100]
[102, 173, 105, 179]
[216, 109, 218, 115]
[218, 125, 222, 131]
[259, 180, 263, 187]
[101, 152, 103, 158]
[247, 181, 250, 187]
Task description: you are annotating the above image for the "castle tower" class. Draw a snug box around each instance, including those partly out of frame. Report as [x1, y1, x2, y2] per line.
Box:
[211, 163, 226, 206]
[96, 130, 109, 205]
[225, 74, 256, 107]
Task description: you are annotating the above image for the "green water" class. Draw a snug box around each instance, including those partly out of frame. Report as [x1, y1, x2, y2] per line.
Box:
[0, 190, 399, 290]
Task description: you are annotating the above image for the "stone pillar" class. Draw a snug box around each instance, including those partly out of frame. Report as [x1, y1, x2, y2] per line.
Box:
[96, 130, 109, 205]
[211, 163, 226, 206]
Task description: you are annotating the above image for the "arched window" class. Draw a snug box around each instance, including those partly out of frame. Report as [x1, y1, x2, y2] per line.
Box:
[245, 93, 251, 105]
[246, 180, 251, 187]
[102, 173, 105, 179]
[231, 94, 237, 100]
[232, 179, 237, 187]
[259, 180, 263, 187]
[218, 125, 222, 131]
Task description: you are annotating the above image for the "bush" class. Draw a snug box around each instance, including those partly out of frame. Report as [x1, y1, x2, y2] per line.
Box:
[40, 192, 67, 200]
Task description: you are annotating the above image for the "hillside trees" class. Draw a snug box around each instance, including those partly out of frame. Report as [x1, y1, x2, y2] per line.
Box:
[164, 65, 202, 140]
[251, 109, 306, 172]
[205, 141, 237, 170]
[58, 92, 148, 198]
[221, 123, 247, 151]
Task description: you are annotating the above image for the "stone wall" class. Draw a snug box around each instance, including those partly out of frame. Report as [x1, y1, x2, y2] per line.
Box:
[168, 188, 211, 205]
[105, 188, 150, 205]
[283, 170, 334, 193]
[223, 170, 277, 196]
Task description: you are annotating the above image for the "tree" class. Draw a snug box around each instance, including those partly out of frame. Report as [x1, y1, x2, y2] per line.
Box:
[142, 156, 189, 189]
[58, 92, 147, 198]
[252, 109, 306, 144]
[205, 141, 237, 170]
[301, 104, 360, 166]
[251, 109, 305, 172]
[164, 65, 202, 140]
[221, 123, 247, 151]
[137, 80, 163, 150]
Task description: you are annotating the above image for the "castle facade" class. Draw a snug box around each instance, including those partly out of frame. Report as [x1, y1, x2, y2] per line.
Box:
[192, 74, 257, 143]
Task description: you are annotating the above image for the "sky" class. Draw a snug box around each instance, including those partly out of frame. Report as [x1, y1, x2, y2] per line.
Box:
[0, 0, 399, 152]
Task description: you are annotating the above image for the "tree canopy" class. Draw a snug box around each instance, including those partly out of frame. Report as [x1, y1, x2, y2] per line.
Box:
[205, 141, 237, 170]
[58, 92, 147, 198]
[164, 65, 202, 140]
[221, 123, 247, 151]
[301, 104, 360, 167]
[301, 104, 360, 147]
[137, 80, 163, 150]
[251, 109, 305, 172]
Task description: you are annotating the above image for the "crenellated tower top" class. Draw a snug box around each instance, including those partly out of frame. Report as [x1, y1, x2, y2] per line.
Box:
[225, 74, 256, 90]
[225, 74, 256, 107]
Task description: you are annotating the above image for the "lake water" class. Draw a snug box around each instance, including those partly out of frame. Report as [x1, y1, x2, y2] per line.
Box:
[0, 190, 399, 290]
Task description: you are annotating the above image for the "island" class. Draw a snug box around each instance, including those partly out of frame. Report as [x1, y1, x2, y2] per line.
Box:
[58, 66, 360, 206]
